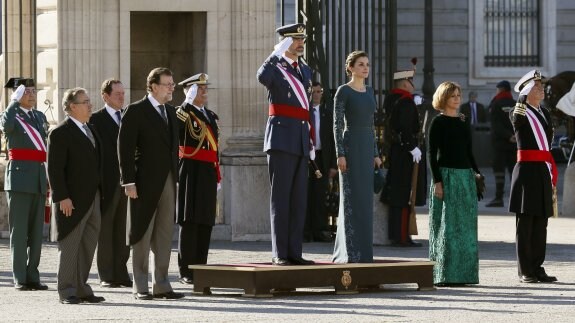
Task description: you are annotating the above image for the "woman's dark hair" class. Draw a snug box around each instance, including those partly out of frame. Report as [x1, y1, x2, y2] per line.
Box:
[345, 51, 369, 77]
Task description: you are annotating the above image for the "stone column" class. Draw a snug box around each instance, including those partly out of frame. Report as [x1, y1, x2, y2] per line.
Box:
[221, 0, 275, 241]
[2, 0, 35, 108]
[56, 0, 121, 121]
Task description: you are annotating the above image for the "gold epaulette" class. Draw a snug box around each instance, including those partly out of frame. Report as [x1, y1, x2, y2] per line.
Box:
[176, 108, 188, 122]
[513, 103, 527, 116]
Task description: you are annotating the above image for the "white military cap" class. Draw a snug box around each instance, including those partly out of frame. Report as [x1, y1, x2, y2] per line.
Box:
[178, 73, 210, 87]
[393, 70, 414, 80]
[514, 69, 543, 96]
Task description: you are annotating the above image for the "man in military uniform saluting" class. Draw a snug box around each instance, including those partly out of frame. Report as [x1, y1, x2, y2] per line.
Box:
[175, 73, 220, 284]
[1, 78, 49, 291]
[509, 70, 558, 283]
[257, 23, 315, 266]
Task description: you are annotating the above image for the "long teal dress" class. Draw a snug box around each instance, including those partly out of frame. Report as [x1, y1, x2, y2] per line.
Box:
[332, 85, 378, 263]
[428, 114, 479, 284]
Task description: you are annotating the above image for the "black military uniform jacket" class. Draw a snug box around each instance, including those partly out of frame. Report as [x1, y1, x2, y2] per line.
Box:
[381, 89, 421, 207]
[489, 92, 517, 151]
[176, 103, 220, 225]
[508, 103, 554, 217]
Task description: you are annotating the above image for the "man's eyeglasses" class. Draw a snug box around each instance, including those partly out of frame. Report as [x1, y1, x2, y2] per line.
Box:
[24, 89, 37, 95]
[158, 83, 176, 88]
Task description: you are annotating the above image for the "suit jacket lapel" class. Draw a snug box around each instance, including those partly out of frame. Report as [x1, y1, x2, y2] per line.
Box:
[142, 97, 171, 146]
[102, 109, 120, 130]
[65, 118, 95, 150]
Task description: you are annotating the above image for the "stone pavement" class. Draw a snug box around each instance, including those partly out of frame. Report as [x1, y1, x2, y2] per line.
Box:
[0, 167, 573, 322]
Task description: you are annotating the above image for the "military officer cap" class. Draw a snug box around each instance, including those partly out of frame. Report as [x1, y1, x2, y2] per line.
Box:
[496, 80, 511, 91]
[393, 70, 414, 81]
[276, 23, 307, 39]
[178, 73, 210, 87]
[4, 77, 35, 89]
[514, 69, 544, 94]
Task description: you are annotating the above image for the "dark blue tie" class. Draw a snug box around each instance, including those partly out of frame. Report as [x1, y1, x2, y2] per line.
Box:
[115, 110, 122, 125]
[158, 105, 168, 125]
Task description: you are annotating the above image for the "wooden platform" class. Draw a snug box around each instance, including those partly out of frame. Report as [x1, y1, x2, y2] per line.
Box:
[189, 260, 435, 297]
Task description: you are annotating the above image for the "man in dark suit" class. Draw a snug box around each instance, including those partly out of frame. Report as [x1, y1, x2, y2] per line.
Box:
[509, 70, 557, 283]
[175, 73, 220, 284]
[257, 23, 314, 266]
[0, 78, 49, 291]
[460, 91, 487, 125]
[48, 87, 104, 304]
[304, 82, 336, 242]
[90, 79, 131, 288]
[118, 67, 184, 300]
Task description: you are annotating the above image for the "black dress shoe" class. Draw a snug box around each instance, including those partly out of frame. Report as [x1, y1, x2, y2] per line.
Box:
[134, 292, 154, 300]
[535, 269, 557, 282]
[272, 257, 291, 266]
[26, 282, 48, 290]
[406, 241, 423, 247]
[154, 291, 185, 299]
[100, 281, 120, 288]
[313, 231, 334, 242]
[81, 295, 105, 303]
[179, 277, 194, 285]
[519, 275, 538, 283]
[288, 257, 315, 265]
[486, 198, 504, 207]
[14, 283, 29, 291]
[60, 296, 81, 304]
[117, 280, 133, 288]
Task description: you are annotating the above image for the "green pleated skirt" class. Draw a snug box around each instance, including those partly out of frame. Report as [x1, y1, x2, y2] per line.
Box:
[429, 167, 479, 285]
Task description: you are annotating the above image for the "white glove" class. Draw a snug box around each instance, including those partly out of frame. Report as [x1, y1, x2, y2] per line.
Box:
[410, 147, 422, 163]
[184, 84, 198, 105]
[10, 85, 26, 102]
[272, 37, 293, 58]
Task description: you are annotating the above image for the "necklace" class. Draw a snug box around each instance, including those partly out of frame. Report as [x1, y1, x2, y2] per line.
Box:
[347, 82, 366, 92]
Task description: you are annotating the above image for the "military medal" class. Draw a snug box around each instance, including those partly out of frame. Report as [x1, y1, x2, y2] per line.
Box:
[287, 92, 291, 98]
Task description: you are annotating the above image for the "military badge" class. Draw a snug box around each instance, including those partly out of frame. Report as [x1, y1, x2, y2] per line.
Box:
[282, 62, 288, 68]
[341, 270, 352, 290]
[193, 120, 198, 128]
[297, 25, 305, 33]
[288, 92, 291, 98]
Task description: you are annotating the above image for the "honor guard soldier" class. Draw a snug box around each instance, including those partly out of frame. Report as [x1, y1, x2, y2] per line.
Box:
[257, 23, 315, 266]
[509, 70, 558, 283]
[175, 73, 220, 284]
[1, 78, 49, 291]
[486, 80, 517, 207]
[380, 69, 423, 247]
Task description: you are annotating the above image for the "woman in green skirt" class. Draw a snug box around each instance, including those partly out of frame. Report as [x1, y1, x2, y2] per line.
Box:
[427, 81, 481, 286]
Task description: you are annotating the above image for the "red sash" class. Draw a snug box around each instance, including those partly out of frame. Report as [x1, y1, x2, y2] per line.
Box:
[517, 149, 558, 186]
[268, 104, 310, 121]
[8, 148, 47, 162]
[179, 146, 221, 183]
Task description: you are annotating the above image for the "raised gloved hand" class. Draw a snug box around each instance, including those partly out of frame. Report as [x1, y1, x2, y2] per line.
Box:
[271, 37, 293, 58]
[184, 84, 198, 105]
[410, 147, 422, 163]
[10, 85, 26, 102]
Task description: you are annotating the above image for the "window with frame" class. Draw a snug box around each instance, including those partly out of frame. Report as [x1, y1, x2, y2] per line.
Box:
[484, 0, 540, 67]
[468, 0, 555, 84]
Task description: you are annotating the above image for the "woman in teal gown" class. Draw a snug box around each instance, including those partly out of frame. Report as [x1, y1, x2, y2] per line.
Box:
[332, 51, 382, 263]
[427, 81, 480, 285]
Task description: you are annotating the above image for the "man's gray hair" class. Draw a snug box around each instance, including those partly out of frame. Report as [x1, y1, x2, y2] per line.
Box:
[62, 87, 87, 114]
